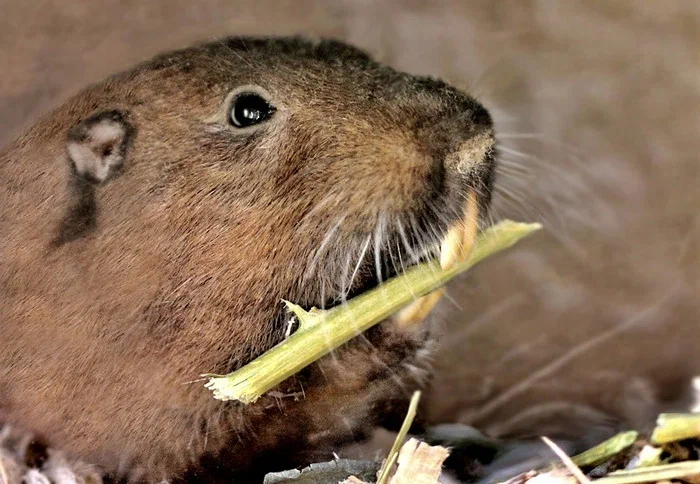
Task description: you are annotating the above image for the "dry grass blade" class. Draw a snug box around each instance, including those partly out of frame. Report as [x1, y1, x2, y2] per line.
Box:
[593, 461, 700, 484]
[376, 391, 421, 484]
[541, 436, 591, 484]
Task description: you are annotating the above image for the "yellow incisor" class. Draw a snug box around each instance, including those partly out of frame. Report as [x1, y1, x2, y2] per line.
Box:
[395, 191, 479, 326]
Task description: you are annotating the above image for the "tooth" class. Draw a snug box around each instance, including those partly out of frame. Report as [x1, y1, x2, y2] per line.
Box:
[394, 289, 445, 327]
[440, 224, 463, 270]
[461, 191, 479, 263]
[396, 192, 480, 327]
[440, 191, 479, 269]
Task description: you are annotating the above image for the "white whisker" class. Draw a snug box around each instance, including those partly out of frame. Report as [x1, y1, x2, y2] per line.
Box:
[346, 235, 372, 298]
[303, 215, 346, 280]
[373, 212, 386, 285]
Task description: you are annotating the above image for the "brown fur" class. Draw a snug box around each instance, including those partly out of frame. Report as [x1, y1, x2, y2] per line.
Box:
[0, 37, 495, 481]
[1, 1, 699, 481]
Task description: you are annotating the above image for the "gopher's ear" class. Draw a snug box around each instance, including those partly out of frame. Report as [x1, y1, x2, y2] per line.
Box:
[66, 110, 135, 184]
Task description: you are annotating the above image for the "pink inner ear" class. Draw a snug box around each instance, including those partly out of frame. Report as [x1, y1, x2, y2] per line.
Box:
[67, 120, 126, 182]
[89, 121, 125, 147]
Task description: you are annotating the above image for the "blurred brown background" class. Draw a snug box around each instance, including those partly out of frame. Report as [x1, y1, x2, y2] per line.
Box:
[2, 0, 698, 451]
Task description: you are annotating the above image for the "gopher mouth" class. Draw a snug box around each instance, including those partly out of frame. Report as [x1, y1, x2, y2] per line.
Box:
[395, 190, 479, 325]
[323, 191, 481, 323]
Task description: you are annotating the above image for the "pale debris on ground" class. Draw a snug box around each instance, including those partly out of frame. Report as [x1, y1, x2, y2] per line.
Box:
[342, 438, 450, 484]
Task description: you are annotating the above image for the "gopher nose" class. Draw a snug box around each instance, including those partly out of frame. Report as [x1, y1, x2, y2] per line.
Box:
[449, 129, 495, 175]
[444, 104, 495, 175]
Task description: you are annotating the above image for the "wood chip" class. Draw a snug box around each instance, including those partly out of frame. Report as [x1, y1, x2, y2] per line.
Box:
[388, 438, 450, 484]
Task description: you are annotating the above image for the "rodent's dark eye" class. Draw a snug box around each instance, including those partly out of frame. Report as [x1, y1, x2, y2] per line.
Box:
[229, 93, 276, 128]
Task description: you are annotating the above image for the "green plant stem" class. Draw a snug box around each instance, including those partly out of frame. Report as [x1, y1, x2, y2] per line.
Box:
[651, 413, 700, 444]
[204, 220, 541, 403]
[571, 431, 638, 467]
